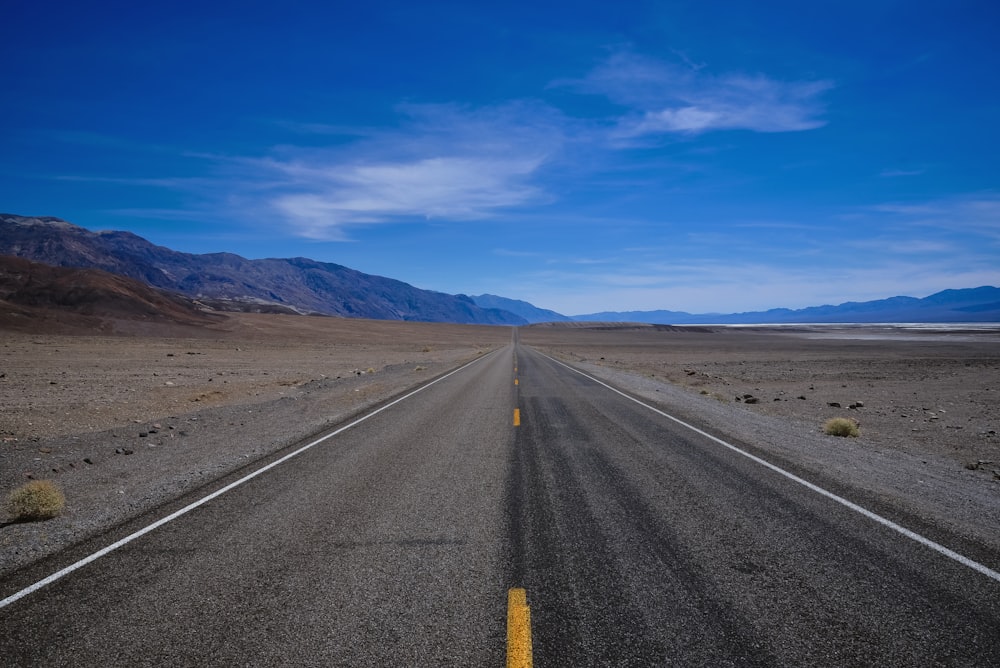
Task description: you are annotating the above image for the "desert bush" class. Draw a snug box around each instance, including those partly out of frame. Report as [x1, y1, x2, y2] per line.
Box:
[6, 479, 66, 521]
[823, 417, 860, 438]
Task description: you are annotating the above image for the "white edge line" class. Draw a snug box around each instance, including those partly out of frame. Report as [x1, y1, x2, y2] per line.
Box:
[537, 350, 1000, 584]
[0, 349, 502, 610]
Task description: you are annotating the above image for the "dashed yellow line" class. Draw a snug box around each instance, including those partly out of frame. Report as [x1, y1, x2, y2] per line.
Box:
[515, 378, 519, 386]
[513, 409, 521, 426]
[507, 588, 533, 668]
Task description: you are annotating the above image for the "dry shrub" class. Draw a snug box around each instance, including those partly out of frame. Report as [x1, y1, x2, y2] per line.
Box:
[6, 479, 66, 521]
[823, 417, 860, 438]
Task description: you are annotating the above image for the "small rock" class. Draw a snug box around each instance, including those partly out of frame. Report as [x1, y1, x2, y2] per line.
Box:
[139, 432, 148, 438]
[38, 447, 52, 454]
[744, 396, 759, 404]
[84, 458, 93, 465]
[828, 402, 841, 408]
[797, 396, 807, 400]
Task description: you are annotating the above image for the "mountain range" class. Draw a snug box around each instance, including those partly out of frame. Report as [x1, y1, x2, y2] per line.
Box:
[571, 288, 1000, 324]
[2, 213, 998, 325]
[0, 214, 524, 325]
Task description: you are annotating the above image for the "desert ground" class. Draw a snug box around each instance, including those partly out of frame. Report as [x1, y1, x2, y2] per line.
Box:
[521, 323, 1000, 469]
[2, 315, 999, 578]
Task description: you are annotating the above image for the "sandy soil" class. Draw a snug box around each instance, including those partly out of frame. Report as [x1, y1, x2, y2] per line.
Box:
[2, 317, 999, 579]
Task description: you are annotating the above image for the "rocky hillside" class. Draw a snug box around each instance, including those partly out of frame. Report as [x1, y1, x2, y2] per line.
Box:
[0, 214, 525, 325]
[0, 255, 227, 333]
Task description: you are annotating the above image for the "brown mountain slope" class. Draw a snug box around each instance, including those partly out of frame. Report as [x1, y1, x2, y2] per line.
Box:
[0, 255, 226, 334]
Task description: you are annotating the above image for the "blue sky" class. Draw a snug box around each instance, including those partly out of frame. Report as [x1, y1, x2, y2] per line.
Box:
[3, 1, 999, 315]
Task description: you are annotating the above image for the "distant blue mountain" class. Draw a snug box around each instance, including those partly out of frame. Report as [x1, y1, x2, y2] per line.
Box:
[572, 287, 1000, 324]
[471, 294, 573, 324]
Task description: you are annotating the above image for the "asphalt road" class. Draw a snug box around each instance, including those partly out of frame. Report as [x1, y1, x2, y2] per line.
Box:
[3, 341, 999, 666]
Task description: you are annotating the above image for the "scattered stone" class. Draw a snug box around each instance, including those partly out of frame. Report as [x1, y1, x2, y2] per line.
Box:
[744, 396, 759, 404]
[83, 458, 93, 465]
[684, 369, 696, 376]
[38, 447, 52, 454]
[828, 402, 841, 408]
[797, 395, 807, 400]
[115, 447, 135, 455]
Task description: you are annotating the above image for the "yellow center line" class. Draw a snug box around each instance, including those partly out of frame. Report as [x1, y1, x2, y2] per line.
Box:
[514, 378, 519, 385]
[513, 408, 521, 426]
[507, 588, 533, 668]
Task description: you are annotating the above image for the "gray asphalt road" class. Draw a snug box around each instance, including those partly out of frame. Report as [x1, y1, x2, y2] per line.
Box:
[0, 347, 516, 667]
[508, 345, 1000, 666]
[3, 341, 999, 666]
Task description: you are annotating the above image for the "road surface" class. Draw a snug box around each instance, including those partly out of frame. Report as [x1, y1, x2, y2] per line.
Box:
[2, 342, 999, 665]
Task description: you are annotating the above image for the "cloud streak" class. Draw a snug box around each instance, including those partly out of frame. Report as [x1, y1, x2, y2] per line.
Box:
[244, 102, 564, 239]
[569, 51, 832, 138]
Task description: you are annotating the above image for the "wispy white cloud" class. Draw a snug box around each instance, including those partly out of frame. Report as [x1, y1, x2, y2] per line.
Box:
[869, 193, 1000, 239]
[240, 102, 565, 239]
[565, 50, 832, 138]
[271, 155, 547, 238]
